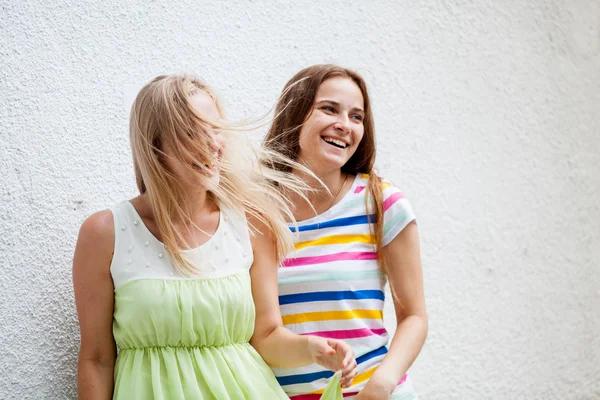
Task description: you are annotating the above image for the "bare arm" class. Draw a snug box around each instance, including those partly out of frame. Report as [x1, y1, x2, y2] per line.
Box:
[359, 221, 428, 398]
[248, 217, 357, 387]
[72, 210, 117, 399]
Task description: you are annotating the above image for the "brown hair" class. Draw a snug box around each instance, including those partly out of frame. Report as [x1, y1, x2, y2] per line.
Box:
[263, 64, 388, 272]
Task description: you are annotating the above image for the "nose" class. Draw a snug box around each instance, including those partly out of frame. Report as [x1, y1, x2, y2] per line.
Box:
[333, 114, 351, 135]
[209, 133, 225, 154]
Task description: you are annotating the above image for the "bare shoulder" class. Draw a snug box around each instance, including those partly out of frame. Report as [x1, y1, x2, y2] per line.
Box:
[79, 210, 114, 244]
[245, 212, 276, 253]
[246, 212, 274, 237]
[74, 210, 115, 275]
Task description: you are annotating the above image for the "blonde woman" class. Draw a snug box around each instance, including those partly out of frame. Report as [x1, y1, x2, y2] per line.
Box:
[263, 65, 427, 400]
[72, 75, 356, 399]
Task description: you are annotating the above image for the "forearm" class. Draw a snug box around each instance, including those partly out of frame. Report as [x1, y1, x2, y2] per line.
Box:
[251, 326, 313, 369]
[368, 314, 428, 393]
[77, 358, 114, 400]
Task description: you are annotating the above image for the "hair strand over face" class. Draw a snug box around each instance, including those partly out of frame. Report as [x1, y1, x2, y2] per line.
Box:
[130, 74, 316, 275]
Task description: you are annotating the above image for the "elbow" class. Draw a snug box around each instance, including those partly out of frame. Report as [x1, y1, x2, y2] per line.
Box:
[421, 312, 429, 340]
[78, 345, 116, 371]
[78, 354, 115, 373]
[397, 311, 429, 340]
[250, 326, 277, 356]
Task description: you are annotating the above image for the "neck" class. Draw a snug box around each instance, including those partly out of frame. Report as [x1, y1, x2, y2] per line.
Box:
[291, 167, 348, 214]
[182, 190, 214, 216]
[165, 184, 217, 224]
[302, 170, 345, 196]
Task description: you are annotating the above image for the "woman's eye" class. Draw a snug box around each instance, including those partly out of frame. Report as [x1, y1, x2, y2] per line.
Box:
[351, 115, 364, 121]
[321, 106, 335, 113]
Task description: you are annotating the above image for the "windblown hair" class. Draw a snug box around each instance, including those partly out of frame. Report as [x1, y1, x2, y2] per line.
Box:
[263, 64, 390, 274]
[130, 74, 311, 275]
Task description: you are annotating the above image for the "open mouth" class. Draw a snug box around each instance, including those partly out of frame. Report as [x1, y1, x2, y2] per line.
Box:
[321, 136, 348, 149]
[193, 162, 217, 173]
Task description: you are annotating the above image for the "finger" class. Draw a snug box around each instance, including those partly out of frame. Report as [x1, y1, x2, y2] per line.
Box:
[319, 342, 335, 355]
[324, 345, 336, 355]
[326, 338, 341, 351]
[341, 369, 356, 388]
[314, 337, 335, 355]
[347, 367, 358, 383]
[341, 344, 354, 367]
[341, 376, 352, 388]
[341, 359, 356, 377]
[328, 339, 352, 360]
[341, 364, 356, 385]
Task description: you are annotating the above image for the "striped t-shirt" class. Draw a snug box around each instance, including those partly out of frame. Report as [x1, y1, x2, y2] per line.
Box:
[273, 174, 418, 400]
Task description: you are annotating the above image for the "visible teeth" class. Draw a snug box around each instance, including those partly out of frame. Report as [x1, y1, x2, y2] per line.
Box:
[323, 137, 347, 148]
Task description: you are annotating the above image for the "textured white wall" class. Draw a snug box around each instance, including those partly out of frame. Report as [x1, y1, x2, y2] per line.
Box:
[1, 1, 599, 399]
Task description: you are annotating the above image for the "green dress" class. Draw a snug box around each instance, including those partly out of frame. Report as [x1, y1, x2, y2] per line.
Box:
[110, 201, 342, 399]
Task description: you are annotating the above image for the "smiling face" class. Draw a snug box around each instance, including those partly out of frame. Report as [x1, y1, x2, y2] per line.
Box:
[162, 90, 225, 188]
[297, 77, 365, 175]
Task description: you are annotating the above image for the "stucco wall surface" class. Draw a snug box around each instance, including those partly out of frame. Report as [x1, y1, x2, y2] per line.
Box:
[1, 1, 598, 398]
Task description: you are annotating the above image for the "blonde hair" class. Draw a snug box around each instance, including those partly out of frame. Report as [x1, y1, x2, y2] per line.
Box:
[130, 74, 311, 275]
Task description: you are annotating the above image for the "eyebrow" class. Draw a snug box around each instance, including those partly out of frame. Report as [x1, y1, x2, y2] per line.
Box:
[315, 100, 365, 114]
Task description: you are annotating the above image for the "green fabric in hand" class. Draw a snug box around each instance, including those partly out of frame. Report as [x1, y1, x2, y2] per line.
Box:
[320, 370, 343, 400]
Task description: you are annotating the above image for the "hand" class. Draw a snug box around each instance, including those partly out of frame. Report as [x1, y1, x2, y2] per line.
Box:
[354, 378, 395, 400]
[307, 336, 357, 388]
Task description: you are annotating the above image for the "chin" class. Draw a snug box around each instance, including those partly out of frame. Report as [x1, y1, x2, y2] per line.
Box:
[319, 155, 349, 171]
[206, 171, 220, 188]
[301, 150, 349, 174]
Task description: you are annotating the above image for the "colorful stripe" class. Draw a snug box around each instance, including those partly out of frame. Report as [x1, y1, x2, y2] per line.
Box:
[353, 182, 391, 195]
[295, 234, 375, 250]
[383, 191, 405, 212]
[383, 209, 412, 238]
[278, 269, 383, 286]
[355, 345, 388, 364]
[289, 391, 360, 400]
[349, 365, 377, 386]
[276, 369, 334, 386]
[300, 328, 387, 339]
[282, 309, 383, 325]
[282, 251, 377, 267]
[349, 368, 407, 389]
[289, 214, 375, 233]
[279, 290, 384, 305]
